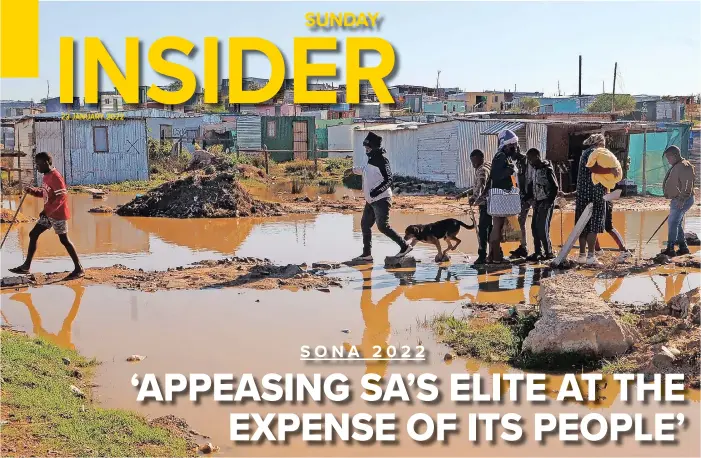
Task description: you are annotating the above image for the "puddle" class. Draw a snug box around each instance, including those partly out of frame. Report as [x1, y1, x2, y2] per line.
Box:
[247, 181, 363, 202]
[2, 194, 700, 455]
[2, 276, 699, 456]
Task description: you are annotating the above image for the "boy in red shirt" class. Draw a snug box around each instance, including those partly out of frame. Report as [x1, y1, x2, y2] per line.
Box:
[9, 152, 84, 279]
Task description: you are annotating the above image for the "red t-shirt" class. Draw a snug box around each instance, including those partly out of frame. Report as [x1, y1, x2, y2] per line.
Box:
[29, 168, 70, 220]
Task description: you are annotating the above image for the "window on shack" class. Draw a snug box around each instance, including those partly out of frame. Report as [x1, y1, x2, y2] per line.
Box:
[267, 120, 276, 137]
[93, 127, 109, 153]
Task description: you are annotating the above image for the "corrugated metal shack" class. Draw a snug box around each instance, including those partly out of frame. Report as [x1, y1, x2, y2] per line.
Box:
[352, 120, 547, 188]
[12, 113, 148, 186]
[261, 116, 316, 162]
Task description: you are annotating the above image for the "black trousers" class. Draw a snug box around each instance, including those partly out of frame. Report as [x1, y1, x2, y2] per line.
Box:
[532, 199, 555, 255]
[477, 205, 492, 258]
[361, 198, 406, 254]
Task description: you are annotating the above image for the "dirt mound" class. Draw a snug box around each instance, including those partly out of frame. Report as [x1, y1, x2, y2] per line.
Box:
[0, 208, 35, 223]
[116, 172, 283, 218]
[1, 257, 343, 292]
[88, 206, 114, 213]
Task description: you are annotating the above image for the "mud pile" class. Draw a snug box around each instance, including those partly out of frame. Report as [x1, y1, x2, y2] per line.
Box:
[0, 208, 35, 223]
[116, 172, 283, 218]
[0, 257, 343, 292]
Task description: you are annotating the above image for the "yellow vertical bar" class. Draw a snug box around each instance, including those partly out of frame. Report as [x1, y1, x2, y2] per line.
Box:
[0, 0, 39, 77]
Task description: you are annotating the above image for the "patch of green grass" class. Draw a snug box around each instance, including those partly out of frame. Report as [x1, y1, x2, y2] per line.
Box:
[601, 356, 638, 374]
[285, 160, 317, 175]
[427, 311, 603, 371]
[0, 331, 191, 457]
[428, 313, 517, 363]
[620, 312, 640, 327]
[324, 157, 352, 175]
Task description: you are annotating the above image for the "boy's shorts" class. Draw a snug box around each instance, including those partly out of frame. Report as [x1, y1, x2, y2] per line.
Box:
[37, 214, 68, 235]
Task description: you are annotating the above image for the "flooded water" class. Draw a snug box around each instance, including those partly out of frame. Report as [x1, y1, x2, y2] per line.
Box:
[2, 193, 700, 456]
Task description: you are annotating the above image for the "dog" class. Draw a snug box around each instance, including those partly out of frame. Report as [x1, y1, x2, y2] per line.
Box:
[404, 218, 474, 260]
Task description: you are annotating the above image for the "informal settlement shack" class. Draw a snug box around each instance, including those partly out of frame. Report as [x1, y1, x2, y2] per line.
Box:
[6, 113, 149, 186]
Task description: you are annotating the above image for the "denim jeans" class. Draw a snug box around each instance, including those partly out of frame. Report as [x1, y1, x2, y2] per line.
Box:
[667, 195, 694, 249]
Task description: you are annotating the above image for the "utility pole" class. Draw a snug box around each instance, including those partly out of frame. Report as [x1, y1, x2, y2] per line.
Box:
[46, 80, 50, 102]
[578, 55, 582, 97]
[558, 80, 561, 96]
[436, 70, 441, 98]
[611, 62, 618, 112]
[602, 80, 605, 93]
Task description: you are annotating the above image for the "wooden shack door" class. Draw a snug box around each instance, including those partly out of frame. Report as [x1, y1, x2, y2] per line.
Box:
[293, 121, 308, 160]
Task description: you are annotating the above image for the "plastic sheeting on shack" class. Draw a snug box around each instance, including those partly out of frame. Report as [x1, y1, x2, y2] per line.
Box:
[627, 124, 691, 196]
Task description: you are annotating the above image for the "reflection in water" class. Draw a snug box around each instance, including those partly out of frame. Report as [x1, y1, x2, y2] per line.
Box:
[345, 265, 405, 380]
[8, 285, 84, 350]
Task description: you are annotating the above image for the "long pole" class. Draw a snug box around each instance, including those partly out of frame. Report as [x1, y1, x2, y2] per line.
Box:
[578, 55, 582, 97]
[0, 193, 28, 249]
[642, 128, 648, 195]
[611, 62, 618, 112]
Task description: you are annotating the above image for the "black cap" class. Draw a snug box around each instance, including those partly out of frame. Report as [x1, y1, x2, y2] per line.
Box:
[363, 132, 382, 149]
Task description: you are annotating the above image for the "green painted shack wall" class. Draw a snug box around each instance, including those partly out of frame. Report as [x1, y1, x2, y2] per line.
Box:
[261, 116, 316, 162]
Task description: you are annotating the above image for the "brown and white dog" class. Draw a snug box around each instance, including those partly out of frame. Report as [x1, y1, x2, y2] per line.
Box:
[404, 218, 474, 260]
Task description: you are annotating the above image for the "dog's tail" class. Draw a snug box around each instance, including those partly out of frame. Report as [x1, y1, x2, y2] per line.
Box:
[457, 219, 475, 230]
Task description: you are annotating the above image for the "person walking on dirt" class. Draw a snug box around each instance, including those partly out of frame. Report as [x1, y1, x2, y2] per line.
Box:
[524, 148, 558, 261]
[574, 134, 620, 266]
[457, 149, 492, 265]
[349, 132, 412, 262]
[487, 130, 519, 263]
[9, 152, 84, 279]
[510, 144, 534, 259]
[661, 145, 696, 256]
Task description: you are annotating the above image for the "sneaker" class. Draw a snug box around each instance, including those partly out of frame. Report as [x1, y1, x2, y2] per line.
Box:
[352, 254, 373, 262]
[473, 256, 487, 265]
[526, 253, 543, 262]
[542, 252, 556, 260]
[577, 254, 588, 264]
[677, 246, 691, 256]
[586, 255, 603, 267]
[660, 247, 676, 257]
[616, 251, 631, 263]
[510, 246, 528, 258]
[395, 245, 413, 258]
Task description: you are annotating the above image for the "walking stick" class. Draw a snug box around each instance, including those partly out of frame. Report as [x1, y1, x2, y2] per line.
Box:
[645, 215, 669, 246]
[1, 192, 28, 249]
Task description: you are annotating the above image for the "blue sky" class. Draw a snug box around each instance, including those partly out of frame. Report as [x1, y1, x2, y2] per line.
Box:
[1, 0, 699, 100]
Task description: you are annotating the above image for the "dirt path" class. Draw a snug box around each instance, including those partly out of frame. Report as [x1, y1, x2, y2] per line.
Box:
[0, 257, 343, 293]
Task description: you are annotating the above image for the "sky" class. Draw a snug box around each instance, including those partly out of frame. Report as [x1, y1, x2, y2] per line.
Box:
[1, 0, 700, 101]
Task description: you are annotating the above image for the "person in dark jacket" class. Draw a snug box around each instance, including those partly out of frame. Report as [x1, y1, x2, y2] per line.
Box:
[524, 148, 558, 261]
[510, 147, 534, 259]
[349, 132, 412, 262]
[487, 130, 519, 263]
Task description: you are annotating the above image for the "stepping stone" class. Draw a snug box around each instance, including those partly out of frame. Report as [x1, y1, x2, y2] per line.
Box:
[384, 255, 417, 269]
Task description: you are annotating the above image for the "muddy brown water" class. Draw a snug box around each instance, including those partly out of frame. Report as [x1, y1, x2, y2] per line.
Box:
[1, 193, 700, 456]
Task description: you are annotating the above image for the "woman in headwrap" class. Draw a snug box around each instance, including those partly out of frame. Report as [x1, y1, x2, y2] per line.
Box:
[487, 129, 519, 263]
[575, 133, 620, 266]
